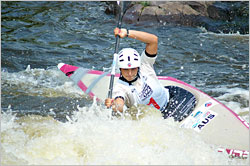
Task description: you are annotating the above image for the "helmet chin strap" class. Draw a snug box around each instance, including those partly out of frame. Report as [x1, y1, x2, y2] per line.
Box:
[119, 68, 140, 85]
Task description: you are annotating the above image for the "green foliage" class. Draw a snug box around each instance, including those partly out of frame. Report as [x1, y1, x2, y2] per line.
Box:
[139, 1, 151, 7]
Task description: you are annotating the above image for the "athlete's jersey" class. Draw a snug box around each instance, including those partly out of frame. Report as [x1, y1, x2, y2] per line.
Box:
[113, 50, 169, 111]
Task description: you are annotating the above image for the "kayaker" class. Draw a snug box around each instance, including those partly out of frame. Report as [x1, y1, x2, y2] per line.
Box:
[105, 28, 170, 112]
[105, 28, 196, 121]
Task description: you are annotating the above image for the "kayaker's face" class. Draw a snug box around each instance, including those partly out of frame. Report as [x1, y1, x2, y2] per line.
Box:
[120, 67, 138, 81]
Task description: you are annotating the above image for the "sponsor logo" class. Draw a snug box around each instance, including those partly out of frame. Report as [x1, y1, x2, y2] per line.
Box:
[191, 111, 212, 128]
[127, 63, 131, 67]
[193, 111, 202, 118]
[218, 148, 249, 159]
[205, 102, 212, 107]
[196, 113, 216, 130]
[192, 122, 199, 128]
[138, 83, 153, 101]
[226, 149, 249, 159]
[181, 110, 217, 131]
[205, 111, 210, 116]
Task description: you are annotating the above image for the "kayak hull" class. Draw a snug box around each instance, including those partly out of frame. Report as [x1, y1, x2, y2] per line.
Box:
[58, 63, 249, 159]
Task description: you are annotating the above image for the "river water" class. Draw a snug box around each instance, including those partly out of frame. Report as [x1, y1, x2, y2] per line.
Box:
[1, 1, 249, 165]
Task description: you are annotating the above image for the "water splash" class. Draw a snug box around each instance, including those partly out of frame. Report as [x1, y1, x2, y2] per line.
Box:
[215, 87, 249, 123]
[1, 100, 248, 165]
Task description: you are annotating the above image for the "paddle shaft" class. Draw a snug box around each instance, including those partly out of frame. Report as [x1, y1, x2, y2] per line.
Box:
[108, 2, 123, 99]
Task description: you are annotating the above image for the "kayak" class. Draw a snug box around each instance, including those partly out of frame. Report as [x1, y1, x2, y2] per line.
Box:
[57, 62, 249, 159]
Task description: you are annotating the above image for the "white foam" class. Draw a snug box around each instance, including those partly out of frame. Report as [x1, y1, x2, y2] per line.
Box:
[198, 26, 249, 37]
[1, 66, 84, 98]
[1, 103, 249, 165]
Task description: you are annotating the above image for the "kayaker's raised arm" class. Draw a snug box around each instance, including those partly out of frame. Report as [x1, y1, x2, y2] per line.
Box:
[114, 28, 158, 55]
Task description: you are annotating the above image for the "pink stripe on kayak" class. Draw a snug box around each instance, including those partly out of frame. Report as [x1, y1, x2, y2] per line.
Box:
[158, 76, 249, 129]
[77, 80, 101, 102]
[60, 64, 79, 77]
[59, 66, 101, 101]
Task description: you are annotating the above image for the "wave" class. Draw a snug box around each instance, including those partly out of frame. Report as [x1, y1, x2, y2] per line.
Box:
[198, 26, 250, 37]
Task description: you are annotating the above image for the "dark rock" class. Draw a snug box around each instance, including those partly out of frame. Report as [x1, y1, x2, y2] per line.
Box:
[104, 1, 249, 34]
[149, 1, 167, 6]
[104, 1, 117, 15]
[122, 4, 143, 24]
[207, 2, 230, 21]
[139, 6, 159, 23]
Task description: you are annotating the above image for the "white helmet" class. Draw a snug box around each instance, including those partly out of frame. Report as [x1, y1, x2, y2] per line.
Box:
[117, 48, 141, 69]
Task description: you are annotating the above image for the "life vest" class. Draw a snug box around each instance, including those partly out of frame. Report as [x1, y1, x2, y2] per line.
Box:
[117, 73, 169, 111]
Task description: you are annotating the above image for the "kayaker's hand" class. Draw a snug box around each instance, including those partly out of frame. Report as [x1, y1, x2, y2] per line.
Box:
[105, 98, 114, 108]
[114, 28, 127, 38]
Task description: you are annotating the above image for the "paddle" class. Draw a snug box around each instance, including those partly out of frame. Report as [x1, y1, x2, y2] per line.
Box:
[107, 1, 130, 100]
